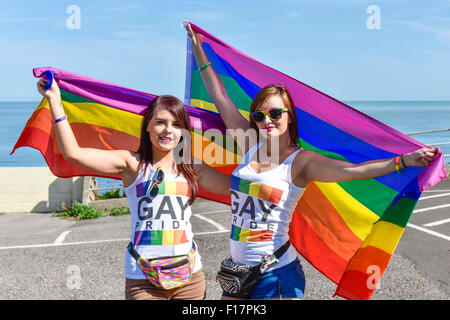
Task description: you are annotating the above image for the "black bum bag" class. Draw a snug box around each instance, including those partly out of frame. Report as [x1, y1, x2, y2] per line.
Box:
[216, 241, 291, 298]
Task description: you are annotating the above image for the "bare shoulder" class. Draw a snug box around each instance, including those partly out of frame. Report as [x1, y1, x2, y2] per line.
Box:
[121, 150, 140, 187]
[123, 151, 140, 171]
[126, 150, 140, 162]
[292, 149, 315, 165]
[291, 149, 317, 187]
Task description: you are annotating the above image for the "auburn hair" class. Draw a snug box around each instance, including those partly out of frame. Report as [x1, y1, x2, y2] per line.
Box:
[137, 95, 197, 205]
[249, 84, 299, 147]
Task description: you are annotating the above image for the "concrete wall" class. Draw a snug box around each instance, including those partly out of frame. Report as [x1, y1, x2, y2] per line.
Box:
[0, 167, 94, 213]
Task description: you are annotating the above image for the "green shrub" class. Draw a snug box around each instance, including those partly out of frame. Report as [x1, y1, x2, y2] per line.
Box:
[109, 207, 130, 216]
[55, 202, 105, 220]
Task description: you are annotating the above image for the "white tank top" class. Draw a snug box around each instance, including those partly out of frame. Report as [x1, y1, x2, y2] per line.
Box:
[229, 143, 304, 271]
[123, 164, 202, 279]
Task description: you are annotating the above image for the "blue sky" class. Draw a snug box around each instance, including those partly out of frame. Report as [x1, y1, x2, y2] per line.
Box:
[1, 0, 449, 101]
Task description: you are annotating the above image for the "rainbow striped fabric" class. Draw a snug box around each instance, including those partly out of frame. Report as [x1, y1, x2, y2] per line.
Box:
[230, 225, 274, 242]
[184, 22, 448, 299]
[11, 66, 230, 204]
[136, 180, 190, 198]
[230, 175, 284, 205]
[12, 68, 148, 180]
[134, 230, 188, 246]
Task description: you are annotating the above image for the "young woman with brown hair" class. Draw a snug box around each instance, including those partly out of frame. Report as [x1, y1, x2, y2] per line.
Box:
[37, 78, 229, 300]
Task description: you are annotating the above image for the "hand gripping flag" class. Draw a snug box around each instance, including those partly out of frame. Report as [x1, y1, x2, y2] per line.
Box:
[183, 22, 447, 299]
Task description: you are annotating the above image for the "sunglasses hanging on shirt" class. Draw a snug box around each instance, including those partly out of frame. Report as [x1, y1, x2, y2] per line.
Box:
[145, 167, 164, 199]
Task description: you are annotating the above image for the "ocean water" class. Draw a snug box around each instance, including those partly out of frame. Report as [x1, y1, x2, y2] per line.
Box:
[1, 101, 449, 191]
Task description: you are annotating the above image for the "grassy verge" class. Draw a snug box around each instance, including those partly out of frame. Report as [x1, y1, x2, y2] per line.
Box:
[53, 202, 130, 220]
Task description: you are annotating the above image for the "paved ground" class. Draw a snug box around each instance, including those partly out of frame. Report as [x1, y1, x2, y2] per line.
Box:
[0, 179, 448, 300]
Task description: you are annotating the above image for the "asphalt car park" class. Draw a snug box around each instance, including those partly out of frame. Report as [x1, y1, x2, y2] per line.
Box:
[0, 180, 448, 300]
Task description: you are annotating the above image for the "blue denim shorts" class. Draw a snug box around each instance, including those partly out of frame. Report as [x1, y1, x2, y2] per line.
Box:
[222, 258, 306, 300]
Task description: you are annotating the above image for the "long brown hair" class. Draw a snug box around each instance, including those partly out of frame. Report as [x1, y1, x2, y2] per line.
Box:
[249, 84, 299, 147]
[137, 95, 197, 205]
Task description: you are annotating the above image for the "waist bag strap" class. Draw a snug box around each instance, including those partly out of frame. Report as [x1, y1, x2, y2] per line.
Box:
[273, 241, 291, 259]
[127, 242, 141, 261]
[127, 241, 197, 261]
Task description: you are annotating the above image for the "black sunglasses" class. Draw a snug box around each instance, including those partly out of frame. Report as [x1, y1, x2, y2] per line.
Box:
[250, 107, 289, 122]
[146, 168, 164, 198]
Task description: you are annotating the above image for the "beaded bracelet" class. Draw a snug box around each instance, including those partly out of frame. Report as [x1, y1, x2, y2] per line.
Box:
[395, 156, 400, 172]
[200, 62, 211, 71]
[395, 155, 405, 173]
[52, 115, 67, 124]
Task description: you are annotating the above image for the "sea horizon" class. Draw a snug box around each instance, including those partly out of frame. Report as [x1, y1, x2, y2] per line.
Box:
[2, 100, 449, 168]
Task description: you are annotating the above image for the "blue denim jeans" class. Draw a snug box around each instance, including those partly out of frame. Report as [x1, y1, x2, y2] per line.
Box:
[222, 258, 306, 300]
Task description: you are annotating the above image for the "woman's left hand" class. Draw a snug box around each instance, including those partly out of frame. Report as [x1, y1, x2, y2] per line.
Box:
[402, 147, 442, 168]
[37, 78, 61, 103]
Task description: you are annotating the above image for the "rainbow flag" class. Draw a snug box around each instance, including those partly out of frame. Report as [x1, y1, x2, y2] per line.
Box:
[184, 22, 448, 299]
[11, 67, 231, 205]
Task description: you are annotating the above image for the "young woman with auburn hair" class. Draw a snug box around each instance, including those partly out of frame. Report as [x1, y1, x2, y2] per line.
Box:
[187, 24, 440, 300]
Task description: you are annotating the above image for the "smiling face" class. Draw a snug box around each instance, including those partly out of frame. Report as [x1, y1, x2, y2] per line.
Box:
[249, 85, 299, 148]
[137, 95, 197, 204]
[146, 105, 182, 153]
[253, 94, 291, 139]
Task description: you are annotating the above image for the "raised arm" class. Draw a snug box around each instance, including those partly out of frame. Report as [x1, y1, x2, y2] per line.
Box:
[187, 23, 249, 132]
[37, 79, 135, 178]
[293, 148, 441, 187]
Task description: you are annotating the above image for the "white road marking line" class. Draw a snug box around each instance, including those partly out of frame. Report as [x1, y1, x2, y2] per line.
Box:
[419, 192, 450, 200]
[423, 190, 450, 192]
[407, 223, 450, 241]
[193, 214, 228, 231]
[0, 229, 231, 250]
[423, 218, 450, 227]
[0, 238, 129, 250]
[53, 230, 71, 245]
[1, 222, 447, 251]
[413, 203, 450, 213]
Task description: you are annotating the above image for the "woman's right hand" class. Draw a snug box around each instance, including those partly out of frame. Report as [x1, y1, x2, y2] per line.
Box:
[186, 23, 203, 51]
[37, 78, 61, 103]
[36, 75, 133, 179]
